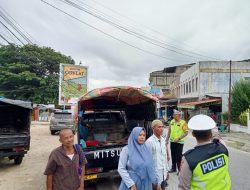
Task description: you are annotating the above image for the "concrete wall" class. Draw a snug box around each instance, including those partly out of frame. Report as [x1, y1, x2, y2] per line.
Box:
[149, 71, 175, 88]
[179, 63, 200, 98]
[199, 61, 250, 112]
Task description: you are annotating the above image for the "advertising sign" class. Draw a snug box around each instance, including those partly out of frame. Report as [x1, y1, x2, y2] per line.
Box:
[59, 64, 88, 105]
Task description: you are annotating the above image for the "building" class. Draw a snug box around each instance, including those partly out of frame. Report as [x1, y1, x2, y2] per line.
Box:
[172, 60, 250, 120]
[149, 64, 194, 119]
[149, 64, 194, 96]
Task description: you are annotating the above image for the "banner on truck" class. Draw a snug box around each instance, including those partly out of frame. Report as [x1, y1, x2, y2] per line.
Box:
[59, 64, 88, 105]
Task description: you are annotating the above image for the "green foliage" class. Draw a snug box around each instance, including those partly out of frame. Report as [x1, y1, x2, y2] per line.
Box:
[239, 107, 250, 126]
[0, 44, 75, 105]
[231, 79, 250, 122]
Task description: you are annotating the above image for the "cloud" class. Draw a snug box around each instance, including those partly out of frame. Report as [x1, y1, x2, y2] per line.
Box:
[1, 0, 250, 91]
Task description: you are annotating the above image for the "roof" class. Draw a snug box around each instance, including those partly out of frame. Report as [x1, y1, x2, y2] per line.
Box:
[178, 98, 221, 109]
[79, 86, 158, 110]
[0, 97, 32, 109]
[163, 63, 195, 73]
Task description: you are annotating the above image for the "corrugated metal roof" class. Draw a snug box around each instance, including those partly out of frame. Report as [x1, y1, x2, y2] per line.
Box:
[178, 98, 221, 109]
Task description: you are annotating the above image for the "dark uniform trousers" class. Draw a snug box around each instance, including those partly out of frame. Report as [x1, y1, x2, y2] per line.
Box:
[170, 142, 184, 171]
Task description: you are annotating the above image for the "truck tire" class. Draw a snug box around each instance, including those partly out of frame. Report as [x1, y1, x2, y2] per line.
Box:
[50, 130, 55, 135]
[14, 156, 23, 165]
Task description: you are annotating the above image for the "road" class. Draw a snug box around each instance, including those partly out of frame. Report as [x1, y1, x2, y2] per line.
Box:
[0, 123, 250, 190]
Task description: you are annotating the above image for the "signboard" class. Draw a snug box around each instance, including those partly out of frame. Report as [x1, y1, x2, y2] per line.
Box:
[59, 64, 88, 105]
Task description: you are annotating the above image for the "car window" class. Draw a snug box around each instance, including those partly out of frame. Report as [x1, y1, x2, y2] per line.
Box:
[54, 113, 72, 119]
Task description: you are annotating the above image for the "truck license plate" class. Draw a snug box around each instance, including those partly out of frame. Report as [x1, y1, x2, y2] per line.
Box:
[85, 174, 97, 180]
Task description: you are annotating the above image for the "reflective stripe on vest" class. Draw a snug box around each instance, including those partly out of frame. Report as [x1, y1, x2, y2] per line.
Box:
[191, 153, 231, 190]
[169, 119, 186, 144]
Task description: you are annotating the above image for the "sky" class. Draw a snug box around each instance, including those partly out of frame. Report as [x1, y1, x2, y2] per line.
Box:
[1, 0, 250, 90]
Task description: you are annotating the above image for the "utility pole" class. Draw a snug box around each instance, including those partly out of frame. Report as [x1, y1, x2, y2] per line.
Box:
[228, 60, 232, 132]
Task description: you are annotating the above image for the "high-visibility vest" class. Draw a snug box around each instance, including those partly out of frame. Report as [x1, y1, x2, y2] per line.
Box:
[169, 119, 187, 144]
[184, 142, 231, 190]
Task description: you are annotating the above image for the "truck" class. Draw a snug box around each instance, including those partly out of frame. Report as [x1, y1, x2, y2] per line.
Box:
[77, 86, 158, 183]
[0, 97, 32, 165]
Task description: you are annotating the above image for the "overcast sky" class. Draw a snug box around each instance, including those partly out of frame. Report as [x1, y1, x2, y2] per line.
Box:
[1, 0, 250, 90]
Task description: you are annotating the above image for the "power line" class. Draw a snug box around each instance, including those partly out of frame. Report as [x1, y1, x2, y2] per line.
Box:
[0, 6, 38, 45]
[0, 7, 35, 45]
[41, 0, 188, 62]
[0, 24, 18, 43]
[0, 13, 32, 44]
[0, 20, 25, 45]
[61, 0, 215, 61]
[0, 33, 11, 44]
[0, 30, 15, 43]
[84, 0, 222, 61]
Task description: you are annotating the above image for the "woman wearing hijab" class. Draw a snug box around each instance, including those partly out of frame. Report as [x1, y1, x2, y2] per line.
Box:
[118, 127, 157, 190]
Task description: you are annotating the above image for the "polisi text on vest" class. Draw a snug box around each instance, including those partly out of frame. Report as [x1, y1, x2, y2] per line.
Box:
[201, 155, 226, 174]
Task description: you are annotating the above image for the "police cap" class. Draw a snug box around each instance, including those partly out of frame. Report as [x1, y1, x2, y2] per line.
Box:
[188, 114, 216, 130]
[173, 109, 181, 115]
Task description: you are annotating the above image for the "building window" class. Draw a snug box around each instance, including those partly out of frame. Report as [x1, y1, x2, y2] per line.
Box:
[192, 79, 194, 92]
[186, 82, 188, 94]
[196, 77, 198, 91]
[188, 81, 191, 93]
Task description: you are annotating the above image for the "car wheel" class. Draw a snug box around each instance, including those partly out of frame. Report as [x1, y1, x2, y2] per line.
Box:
[14, 156, 23, 165]
[50, 131, 56, 135]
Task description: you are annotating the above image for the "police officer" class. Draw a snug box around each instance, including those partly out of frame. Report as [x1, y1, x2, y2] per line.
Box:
[166, 110, 188, 174]
[178, 114, 231, 190]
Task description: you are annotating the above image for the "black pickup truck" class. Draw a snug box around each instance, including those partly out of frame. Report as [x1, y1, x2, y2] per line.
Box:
[77, 86, 157, 183]
[0, 98, 32, 165]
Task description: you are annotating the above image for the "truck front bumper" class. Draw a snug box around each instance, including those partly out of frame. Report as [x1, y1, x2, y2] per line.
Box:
[85, 170, 119, 181]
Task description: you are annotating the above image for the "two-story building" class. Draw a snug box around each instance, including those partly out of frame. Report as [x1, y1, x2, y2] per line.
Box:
[172, 60, 250, 120]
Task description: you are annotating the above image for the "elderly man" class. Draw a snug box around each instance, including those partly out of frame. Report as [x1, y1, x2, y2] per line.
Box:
[44, 128, 87, 190]
[146, 119, 170, 190]
[166, 110, 188, 174]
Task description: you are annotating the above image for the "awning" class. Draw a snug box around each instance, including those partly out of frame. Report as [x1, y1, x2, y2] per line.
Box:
[178, 98, 221, 109]
[160, 98, 178, 106]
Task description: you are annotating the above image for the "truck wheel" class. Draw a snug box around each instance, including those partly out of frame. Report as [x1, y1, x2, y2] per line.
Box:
[14, 156, 23, 165]
[50, 131, 55, 135]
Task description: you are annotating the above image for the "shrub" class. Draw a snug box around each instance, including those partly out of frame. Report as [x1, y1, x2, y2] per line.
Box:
[239, 107, 250, 126]
[232, 80, 250, 121]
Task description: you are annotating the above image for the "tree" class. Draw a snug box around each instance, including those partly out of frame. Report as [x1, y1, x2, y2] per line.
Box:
[0, 44, 75, 105]
[231, 79, 250, 121]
